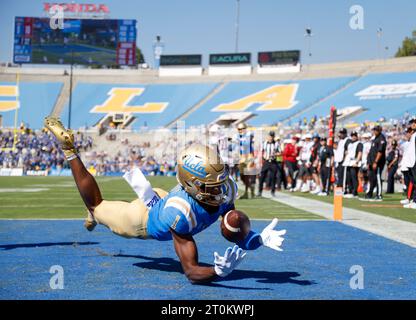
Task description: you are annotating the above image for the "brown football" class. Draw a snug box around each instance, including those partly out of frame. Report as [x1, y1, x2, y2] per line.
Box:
[220, 210, 251, 242]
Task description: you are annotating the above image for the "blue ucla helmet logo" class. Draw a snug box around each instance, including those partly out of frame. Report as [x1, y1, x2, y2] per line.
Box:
[183, 155, 207, 178]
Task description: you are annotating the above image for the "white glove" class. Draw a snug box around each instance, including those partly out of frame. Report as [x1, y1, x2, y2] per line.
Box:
[214, 245, 247, 277]
[260, 218, 286, 251]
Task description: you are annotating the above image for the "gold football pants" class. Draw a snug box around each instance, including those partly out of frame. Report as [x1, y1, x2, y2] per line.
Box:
[92, 188, 168, 239]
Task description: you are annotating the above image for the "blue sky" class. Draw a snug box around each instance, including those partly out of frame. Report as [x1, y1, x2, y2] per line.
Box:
[0, 0, 415, 67]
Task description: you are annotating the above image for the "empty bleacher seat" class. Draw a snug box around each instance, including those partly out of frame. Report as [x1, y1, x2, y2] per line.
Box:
[59, 82, 219, 129]
[0, 82, 63, 129]
[295, 71, 416, 123]
[182, 77, 355, 126]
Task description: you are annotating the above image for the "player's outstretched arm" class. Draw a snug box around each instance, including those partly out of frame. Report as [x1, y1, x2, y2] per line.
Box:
[237, 218, 286, 251]
[171, 229, 217, 284]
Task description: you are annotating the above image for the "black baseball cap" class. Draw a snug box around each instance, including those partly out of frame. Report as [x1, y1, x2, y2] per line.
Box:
[408, 118, 416, 124]
[339, 128, 347, 134]
[373, 125, 382, 132]
[351, 131, 358, 136]
[269, 131, 275, 137]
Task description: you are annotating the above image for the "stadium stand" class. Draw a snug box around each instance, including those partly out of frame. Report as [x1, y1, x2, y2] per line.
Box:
[59, 82, 220, 129]
[292, 71, 416, 124]
[0, 82, 62, 129]
[181, 77, 356, 127]
[1, 57, 416, 131]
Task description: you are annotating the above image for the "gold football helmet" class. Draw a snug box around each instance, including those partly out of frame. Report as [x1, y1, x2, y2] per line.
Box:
[177, 144, 229, 207]
[237, 122, 247, 130]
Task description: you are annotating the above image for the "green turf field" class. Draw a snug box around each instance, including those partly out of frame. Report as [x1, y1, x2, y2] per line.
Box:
[0, 176, 321, 220]
[288, 191, 416, 223]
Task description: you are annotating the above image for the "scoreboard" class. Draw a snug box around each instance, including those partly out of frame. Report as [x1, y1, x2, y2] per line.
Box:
[13, 17, 137, 66]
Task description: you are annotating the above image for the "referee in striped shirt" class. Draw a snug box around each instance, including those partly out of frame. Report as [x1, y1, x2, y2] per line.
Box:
[258, 131, 280, 197]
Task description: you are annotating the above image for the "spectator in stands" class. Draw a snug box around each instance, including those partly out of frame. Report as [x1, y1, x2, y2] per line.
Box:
[0, 126, 93, 173]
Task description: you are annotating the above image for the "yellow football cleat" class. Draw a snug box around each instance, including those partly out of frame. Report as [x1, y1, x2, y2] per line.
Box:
[44, 116, 77, 160]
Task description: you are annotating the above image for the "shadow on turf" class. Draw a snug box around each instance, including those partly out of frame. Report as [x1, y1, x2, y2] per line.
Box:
[115, 253, 316, 290]
[0, 241, 99, 250]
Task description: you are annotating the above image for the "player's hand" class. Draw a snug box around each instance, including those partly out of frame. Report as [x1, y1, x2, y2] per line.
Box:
[213, 245, 247, 277]
[260, 218, 286, 251]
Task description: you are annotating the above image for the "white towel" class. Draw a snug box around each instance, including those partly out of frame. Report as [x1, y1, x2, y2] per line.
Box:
[123, 167, 160, 209]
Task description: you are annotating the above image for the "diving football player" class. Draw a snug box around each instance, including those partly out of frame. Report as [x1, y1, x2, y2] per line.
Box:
[44, 117, 286, 283]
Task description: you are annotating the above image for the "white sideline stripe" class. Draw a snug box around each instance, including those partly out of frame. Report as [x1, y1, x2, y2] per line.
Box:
[265, 190, 416, 248]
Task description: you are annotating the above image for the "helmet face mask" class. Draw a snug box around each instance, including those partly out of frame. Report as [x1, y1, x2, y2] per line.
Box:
[193, 180, 230, 206]
[176, 144, 229, 207]
[237, 122, 248, 132]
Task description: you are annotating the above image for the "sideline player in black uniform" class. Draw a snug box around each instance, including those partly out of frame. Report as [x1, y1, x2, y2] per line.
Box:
[362, 125, 387, 201]
[386, 140, 400, 194]
[317, 137, 334, 196]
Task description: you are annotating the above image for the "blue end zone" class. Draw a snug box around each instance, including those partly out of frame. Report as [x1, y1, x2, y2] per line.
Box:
[0, 220, 415, 299]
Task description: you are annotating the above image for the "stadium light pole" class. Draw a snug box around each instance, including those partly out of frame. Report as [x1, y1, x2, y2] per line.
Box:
[68, 50, 74, 129]
[304, 28, 313, 69]
[305, 28, 312, 58]
[235, 0, 240, 52]
[377, 27, 383, 60]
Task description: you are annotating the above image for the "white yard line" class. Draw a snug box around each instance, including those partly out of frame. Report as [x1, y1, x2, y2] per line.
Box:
[264, 191, 416, 248]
